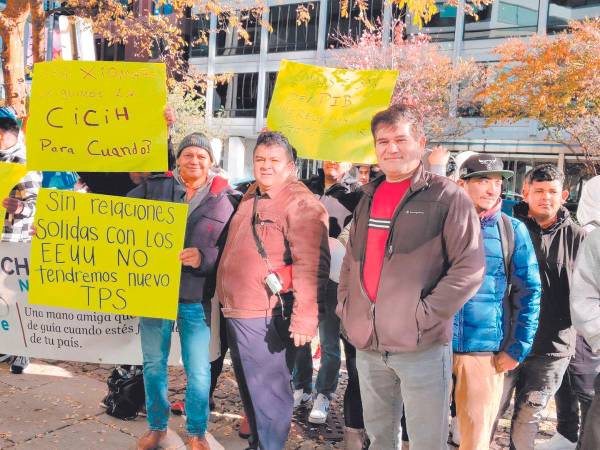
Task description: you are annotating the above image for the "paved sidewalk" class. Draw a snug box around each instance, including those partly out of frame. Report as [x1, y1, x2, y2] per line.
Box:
[0, 361, 245, 450]
[1, 359, 560, 449]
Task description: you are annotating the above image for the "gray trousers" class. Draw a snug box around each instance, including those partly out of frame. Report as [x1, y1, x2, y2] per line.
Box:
[497, 354, 571, 450]
[356, 344, 452, 450]
[580, 372, 600, 450]
[227, 316, 297, 450]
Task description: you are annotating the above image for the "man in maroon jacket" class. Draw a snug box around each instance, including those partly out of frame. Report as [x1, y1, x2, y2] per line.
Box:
[338, 105, 485, 450]
[217, 131, 330, 450]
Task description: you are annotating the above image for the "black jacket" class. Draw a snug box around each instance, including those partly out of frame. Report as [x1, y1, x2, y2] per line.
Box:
[128, 174, 239, 304]
[514, 202, 587, 357]
[303, 170, 361, 238]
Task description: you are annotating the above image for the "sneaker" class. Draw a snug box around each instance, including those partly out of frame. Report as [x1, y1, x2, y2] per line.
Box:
[536, 433, 577, 450]
[308, 393, 330, 424]
[10, 356, 29, 374]
[293, 389, 312, 409]
[449, 416, 461, 446]
[0, 354, 13, 364]
[138, 404, 147, 417]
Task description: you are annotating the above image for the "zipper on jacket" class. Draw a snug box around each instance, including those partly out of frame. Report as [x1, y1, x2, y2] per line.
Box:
[357, 196, 379, 349]
[385, 186, 427, 258]
[458, 307, 463, 352]
[370, 302, 379, 348]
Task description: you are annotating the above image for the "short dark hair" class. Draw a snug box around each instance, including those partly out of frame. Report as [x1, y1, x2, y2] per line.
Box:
[0, 117, 19, 136]
[371, 104, 424, 140]
[527, 164, 565, 186]
[254, 131, 295, 162]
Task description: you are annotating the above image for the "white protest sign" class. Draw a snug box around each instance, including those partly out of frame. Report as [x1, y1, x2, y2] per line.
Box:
[0, 242, 183, 365]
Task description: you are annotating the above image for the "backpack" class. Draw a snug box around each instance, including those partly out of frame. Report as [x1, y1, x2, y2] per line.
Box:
[498, 213, 515, 296]
[103, 366, 145, 420]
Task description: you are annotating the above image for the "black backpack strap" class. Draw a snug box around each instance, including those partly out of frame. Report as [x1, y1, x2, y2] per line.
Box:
[498, 213, 515, 295]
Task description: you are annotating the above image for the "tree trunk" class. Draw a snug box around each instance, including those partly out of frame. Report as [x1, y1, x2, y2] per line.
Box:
[30, 0, 46, 64]
[0, 2, 31, 118]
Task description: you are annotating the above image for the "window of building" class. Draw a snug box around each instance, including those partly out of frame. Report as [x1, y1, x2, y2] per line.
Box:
[405, 2, 456, 42]
[213, 73, 259, 118]
[152, 1, 174, 15]
[264, 72, 278, 116]
[547, 1, 600, 34]
[463, 1, 539, 40]
[216, 11, 261, 56]
[269, 3, 319, 53]
[327, 0, 384, 48]
[94, 38, 126, 61]
[188, 14, 211, 58]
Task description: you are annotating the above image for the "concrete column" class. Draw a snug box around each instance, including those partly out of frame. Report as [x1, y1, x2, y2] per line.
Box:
[225, 137, 247, 180]
[255, 8, 270, 132]
[317, 0, 329, 63]
[449, 0, 465, 117]
[382, 0, 392, 47]
[205, 13, 218, 126]
[557, 151, 565, 172]
[538, 0, 549, 35]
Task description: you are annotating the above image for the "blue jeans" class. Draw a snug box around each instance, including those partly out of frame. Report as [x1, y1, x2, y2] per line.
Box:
[140, 303, 211, 437]
[357, 344, 452, 450]
[293, 280, 341, 398]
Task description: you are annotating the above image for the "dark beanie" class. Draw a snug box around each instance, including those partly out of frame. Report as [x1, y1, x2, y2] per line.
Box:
[176, 133, 214, 161]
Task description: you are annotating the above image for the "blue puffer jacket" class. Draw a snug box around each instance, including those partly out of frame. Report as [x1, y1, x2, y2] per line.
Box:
[452, 209, 541, 363]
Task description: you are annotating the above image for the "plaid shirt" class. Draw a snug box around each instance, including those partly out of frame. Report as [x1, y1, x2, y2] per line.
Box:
[1, 140, 42, 243]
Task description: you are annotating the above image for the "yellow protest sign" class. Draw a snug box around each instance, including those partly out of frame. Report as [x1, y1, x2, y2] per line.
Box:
[266, 60, 397, 164]
[0, 162, 28, 223]
[26, 61, 168, 172]
[29, 189, 188, 320]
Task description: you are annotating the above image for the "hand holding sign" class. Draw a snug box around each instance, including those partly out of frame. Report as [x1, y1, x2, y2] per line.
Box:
[180, 248, 201, 269]
[2, 197, 24, 215]
[0, 162, 28, 222]
[29, 189, 188, 320]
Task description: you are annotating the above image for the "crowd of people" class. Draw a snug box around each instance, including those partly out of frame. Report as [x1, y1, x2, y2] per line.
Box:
[1, 103, 600, 450]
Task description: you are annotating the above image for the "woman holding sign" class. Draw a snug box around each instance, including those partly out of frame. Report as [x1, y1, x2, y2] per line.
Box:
[129, 133, 238, 450]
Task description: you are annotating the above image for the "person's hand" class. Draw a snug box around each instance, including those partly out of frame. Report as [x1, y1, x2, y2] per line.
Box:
[290, 332, 312, 347]
[179, 248, 201, 268]
[2, 197, 24, 215]
[494, 352, 519, 373]
[428, 145, 450, 167]
[164, 106, 176, 127]
[74, 179, 89, 192]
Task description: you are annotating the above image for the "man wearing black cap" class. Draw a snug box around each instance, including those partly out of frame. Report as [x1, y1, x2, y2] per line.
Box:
[453, 154, 542, 450]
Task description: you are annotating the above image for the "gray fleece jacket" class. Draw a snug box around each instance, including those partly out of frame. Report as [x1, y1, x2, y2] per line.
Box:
[570, 228, 600, 353]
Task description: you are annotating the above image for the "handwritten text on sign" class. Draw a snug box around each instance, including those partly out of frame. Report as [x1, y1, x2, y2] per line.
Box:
[266, 60, 397, 164]
[29, 189, 187, 319]
[26, 61, 168, 172]
[0, 243, 183, 364]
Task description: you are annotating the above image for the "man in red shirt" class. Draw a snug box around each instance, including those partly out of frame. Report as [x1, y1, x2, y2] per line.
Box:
[338, 105, 485, 450]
